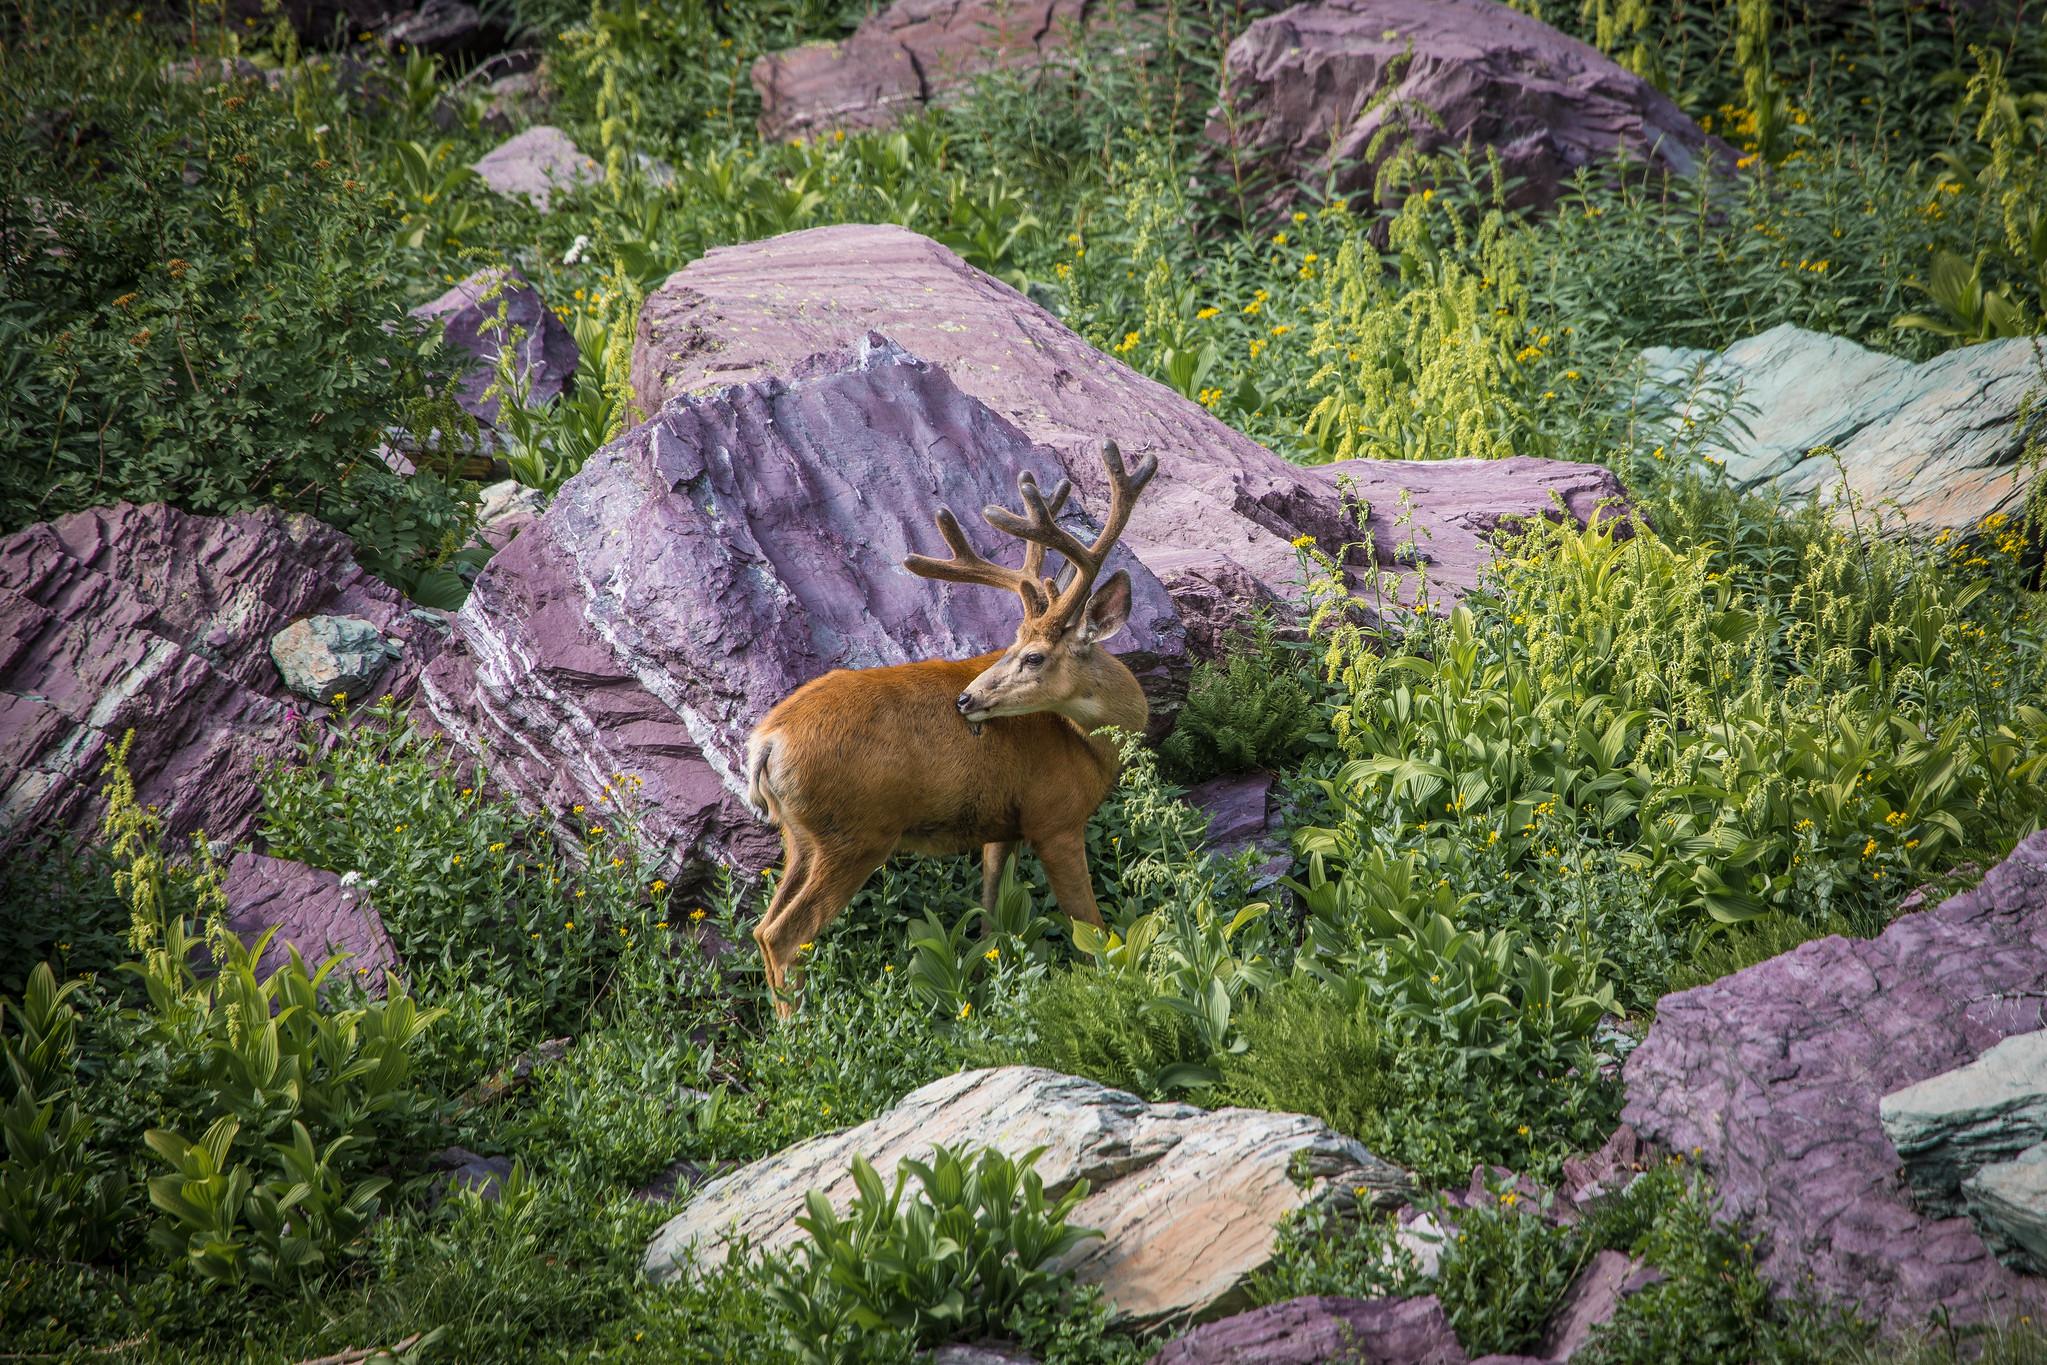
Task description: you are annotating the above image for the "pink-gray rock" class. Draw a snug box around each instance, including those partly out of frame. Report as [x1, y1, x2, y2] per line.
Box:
[1207, 0, 1728, 217]
[221, 851, 399, 988]
[0, 503, 441, 858]
[751, 0, 1134, 142]
[631, 224, 1628, 644]
[470, 125, 600, 212]
[423, 335, 1184, 875]
[1537, 1249, 1662, 1360]
[1186, 770, 1276, 857]
[1620, 830, 2047, 1329]
[1147, 1294, 1466, 1365]
[1558, 1124, 1644, 1217]
[411, 267, 579, 427]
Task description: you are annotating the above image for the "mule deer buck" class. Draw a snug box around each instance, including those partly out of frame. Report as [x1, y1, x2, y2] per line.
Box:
[743, 441, 1158, 1016]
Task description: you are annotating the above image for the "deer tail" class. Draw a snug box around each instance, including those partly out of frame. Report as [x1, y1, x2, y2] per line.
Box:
[744, 730, 781, 824]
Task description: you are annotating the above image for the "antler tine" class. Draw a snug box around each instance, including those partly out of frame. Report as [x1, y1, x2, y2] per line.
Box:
[1040, 440, 1158, 626]
[1016, 476, 1071, 585]
[903, 506, 1038, 602]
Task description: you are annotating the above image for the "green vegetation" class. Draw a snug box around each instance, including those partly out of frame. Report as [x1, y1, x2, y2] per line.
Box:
[3, 0, 2045, 1360]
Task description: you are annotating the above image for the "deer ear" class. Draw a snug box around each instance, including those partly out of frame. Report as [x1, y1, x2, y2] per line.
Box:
[1077, 569, 1133, 646]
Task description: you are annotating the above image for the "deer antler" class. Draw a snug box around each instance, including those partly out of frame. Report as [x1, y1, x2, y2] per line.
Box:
[904, 476, 1072, 618]
[984, 440, 1156, 628]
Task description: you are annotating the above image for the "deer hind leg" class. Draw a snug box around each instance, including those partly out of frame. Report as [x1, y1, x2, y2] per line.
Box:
[756, 838, 891, 1020]
[752, 826, 816, 999]
[980, 841, 1019, 912]
[1030, 829, 1105, 929]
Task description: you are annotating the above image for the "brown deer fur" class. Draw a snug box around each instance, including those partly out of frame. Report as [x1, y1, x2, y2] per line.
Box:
[744, 442, 1156, 1017]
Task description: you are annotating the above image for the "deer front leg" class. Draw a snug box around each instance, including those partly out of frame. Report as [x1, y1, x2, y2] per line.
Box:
[1029, 829, 1105, 929]
[980, 841, 1019, 912]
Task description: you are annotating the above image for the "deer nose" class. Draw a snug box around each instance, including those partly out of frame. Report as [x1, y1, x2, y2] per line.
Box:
[956, 692, 974, 714]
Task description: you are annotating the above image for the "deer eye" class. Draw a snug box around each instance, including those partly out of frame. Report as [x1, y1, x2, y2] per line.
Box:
[1020, 652, 1047, 668]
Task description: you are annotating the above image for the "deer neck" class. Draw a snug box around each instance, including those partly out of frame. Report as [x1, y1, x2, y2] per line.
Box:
[1051, 651, 1150, 770]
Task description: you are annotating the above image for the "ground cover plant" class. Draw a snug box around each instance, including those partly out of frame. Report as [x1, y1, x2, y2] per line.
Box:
[3, 0, 2046, 1359]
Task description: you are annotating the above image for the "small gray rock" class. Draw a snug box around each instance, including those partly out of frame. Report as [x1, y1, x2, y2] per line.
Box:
[1882, 1029, 2047, 1218]
[471, 124, 600, 212]
[271, 614, 400, 703]
[1964, 1140, 2047, 1275]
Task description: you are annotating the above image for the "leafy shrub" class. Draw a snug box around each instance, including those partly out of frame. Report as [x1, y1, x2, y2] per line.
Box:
[1434, 1178, 1588, 1356]
[95, 743, 446, 1291]
[0, 964, 127, 1262]
[1000, 967, 1207, 1102]
[1214, 979, 1393, 1142]
[763, 1144, 1099, 1364]
[1158, 617, 1318, 784]
[0, 22, 472, 584]
[260, 698, 668, 1029]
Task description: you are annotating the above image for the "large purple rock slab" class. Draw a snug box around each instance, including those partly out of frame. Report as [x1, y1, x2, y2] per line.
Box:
[411, 266, 579, 428]
[631, 224, 1627, 641]
[1207, 0, 1728, 217]
[1621, 830, 2047, 1328]
[751, 0, 1131, 142]
[422, 336, 1183, 876]
[0, 503, 440, 858]
[221, 851, 398, 989]
[1148, 1294, 1466, 1365]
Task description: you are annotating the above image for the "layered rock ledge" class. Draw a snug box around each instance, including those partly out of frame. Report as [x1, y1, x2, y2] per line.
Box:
[644, 1066, 1411, 1330]
[1621, 830, 2047, 1327]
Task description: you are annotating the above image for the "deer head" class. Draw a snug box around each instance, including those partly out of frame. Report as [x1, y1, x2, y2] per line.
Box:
[905, 441, 1157, 733]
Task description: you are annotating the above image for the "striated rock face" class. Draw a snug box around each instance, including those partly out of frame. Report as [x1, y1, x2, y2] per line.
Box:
[643, 1067, 1411, 1329]
[751, 0, 1136, 142]
[470, 125, 600, 212]
[1148, 1294, 1466, 1365]
[1965, 1141, 2047, 1275]
[423, 337, 1183, 875]
[1621, 830, 2047, 1328]
[1882, 1029, 2047, 1218]
[220, 852, 399, 989]
[631, 224, 1629, 642]
[1636, 324, 2044, 535]
[410, 267, 579, 428]
[1207, 0, 1725, 217]
[0, 503, 440, 858]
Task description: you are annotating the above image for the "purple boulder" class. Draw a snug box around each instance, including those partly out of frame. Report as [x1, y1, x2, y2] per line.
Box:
[1207, 0, 1729, 217]
[0, 503, 440, 858]
[221, 851, 399, 989]
[631, 224, 1628, 645]
[422, 335, 1184, 875]
[1148, 1294, 1467, 1365]
[411, 266, 579, 428]
[1538, 1249, 1662, 1360]
[470, 125, 600, 213]
[751, 0, 1138, 142]
[1621, 830, 2047, 1328]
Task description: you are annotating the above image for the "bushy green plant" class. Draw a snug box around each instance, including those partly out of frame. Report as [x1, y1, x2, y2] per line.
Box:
[763, 1144, 1099, 1364]
[0, 964, 127, 1262]
[998, 962, 1208, 1102]
[0, 21, 472, 584]
[1214, 980, 1393, 1141]
[1434, 1177, 1588, 1356]
[1158, 617, 1318, 784]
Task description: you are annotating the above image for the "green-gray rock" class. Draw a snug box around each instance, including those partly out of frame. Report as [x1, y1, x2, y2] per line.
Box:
[1880, 1030, 2047, 1218]
[1964, 1140, 2047, 1275]
[1636, 324, 2042, 536]
[270, 614, 401, 704]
